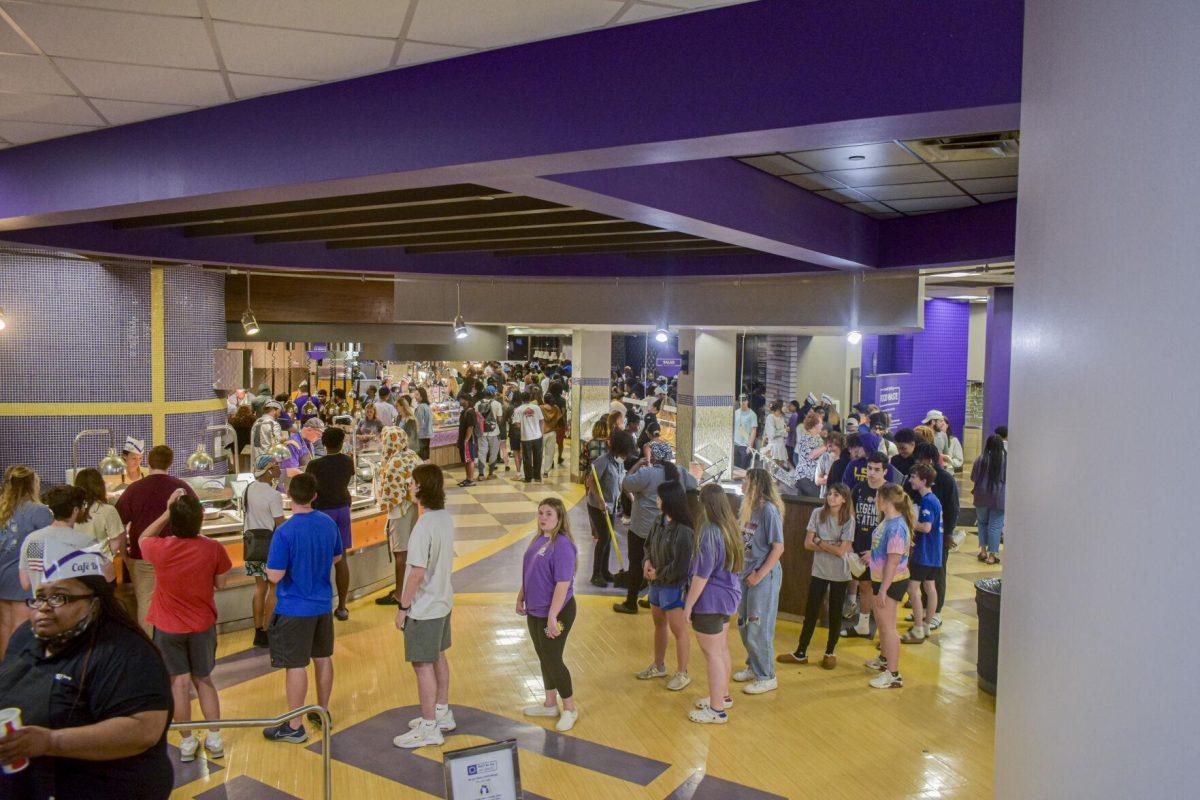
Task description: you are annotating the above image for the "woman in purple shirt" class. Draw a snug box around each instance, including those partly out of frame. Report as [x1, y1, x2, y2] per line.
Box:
[682, 484, 744, 724]
[516, 497, 579, 732]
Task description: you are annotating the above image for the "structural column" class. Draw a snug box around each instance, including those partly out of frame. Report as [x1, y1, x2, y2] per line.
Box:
[570, 329, 612, 480]
[981, 286, 1012, 438]
[996, 2, 1199, 797]
[675, 329, 737, 477]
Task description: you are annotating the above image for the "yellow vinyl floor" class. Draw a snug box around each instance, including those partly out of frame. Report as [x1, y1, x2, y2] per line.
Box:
[170, 461, 1000, 800]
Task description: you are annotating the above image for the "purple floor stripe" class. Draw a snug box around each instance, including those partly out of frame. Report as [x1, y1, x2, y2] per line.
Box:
[169, 742, 224, 789]
[665, 771, 788, 800]
[192, 775, 301, 799]
[210, 646, 276, 691]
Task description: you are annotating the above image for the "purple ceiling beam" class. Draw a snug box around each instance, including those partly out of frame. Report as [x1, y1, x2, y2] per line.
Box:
[0, 0, 1023, 229]
[877, 199, 1017, 268]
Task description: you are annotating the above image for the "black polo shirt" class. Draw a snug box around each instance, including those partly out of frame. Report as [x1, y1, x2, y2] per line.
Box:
[0, 617, 173, 800]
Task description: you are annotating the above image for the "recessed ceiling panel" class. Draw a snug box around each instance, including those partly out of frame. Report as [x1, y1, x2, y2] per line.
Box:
[936, 157, 1020, 180]
[408, 0, 620, 49]
[206, 0, 414, 38]
[825, 163, 941, 187]
[845, 201, 893, 214]
[88, 98, 199, 125]
[859, 181, 964, 201]
[815, 187, 872, 203]
[786, 141, 919, 172]
[0, 93, 102, 126]
[957, 176, 1018, 195]
[0, 54, 74, 95]
[885, 195, 978, 212]
[781, 173, 845, 191]
[55, 59, 231, 105]
[738, 154, 809, 175]
[213, 22, 395, 81]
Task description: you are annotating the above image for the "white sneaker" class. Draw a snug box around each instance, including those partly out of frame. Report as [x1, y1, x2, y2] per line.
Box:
[178, 735, 199, 762]
[688, 706, 729, 724]
[203, 732, 223, 759]
[555, 709, 579, 732]
[864, 655, 888, 672]
[636, 664, 668, 680]
[694, 696, 733, 710]
[407, 707, 456, 731]
[523, 703, 560, 717]
[869, 671, 903, 689]
[853, 614, 873, 637]
[928, 615, 943, 630]
[743, 678, 778, 695]
[900, 627, 926, 644]
[666, 672, 692, 691]
[731, 669, 755, 682]
[393, 720, 445, 749]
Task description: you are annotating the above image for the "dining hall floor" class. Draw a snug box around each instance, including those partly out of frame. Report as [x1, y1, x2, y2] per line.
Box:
[169, 462, 1000, 800]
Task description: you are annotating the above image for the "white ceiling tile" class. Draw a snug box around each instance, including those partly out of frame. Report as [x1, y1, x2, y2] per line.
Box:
[975, 192, 1017, 204]
[227, 72, 318, 99]
[0, 93, 102, 125]
[3, 3, 218, 69]
[886, 195, 979, 213]
[936, 157, 1019, 181]
[408, 0, 620, 49]
[394, 40, 474, 67]
[845, 201, 893, 214]
[816, 187, 871, 203]
[787, 141, 918, 172]
[825, 163, 941, 187]
[89, 97, 196, 125]
[0, 53, 73, 93]
[869, 211, 904, 219]
[781, 173, 844, 191]
[657, 0, 759, 8]
[858, 181, 964, 201]
[612, 4, 682, 24]
[0, 12, 35, 54]
[738, 154, 809, 175]
[958, 176, 1018, 195]
[207, 0, 412, 38]
[36, 0, 201, 14]
[214, 22, 394, 81]
[55, 58, 230, 105]
[0, 119, 99, 144]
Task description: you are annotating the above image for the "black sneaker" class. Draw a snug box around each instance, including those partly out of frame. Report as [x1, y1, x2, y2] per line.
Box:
[375, 594, 399, 606]
[589, 576, 608, 588]
[262, 722, 308, 744]
[637, 598, 651, 609]
[612, 602, 638, 614]
[252, 628, 269, 648]
[306, 711, 330, 731]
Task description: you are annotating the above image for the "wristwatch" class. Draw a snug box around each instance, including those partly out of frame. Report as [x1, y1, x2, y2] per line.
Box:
[399, 604, 411, 612]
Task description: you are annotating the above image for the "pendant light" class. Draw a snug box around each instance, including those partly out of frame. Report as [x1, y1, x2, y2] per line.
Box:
[846, 271, 862, 344]
[452, 283, 469, 339]
[241, 272, 260, 336]
[98, 448, 126, 476]
[655, 327, 670, 343]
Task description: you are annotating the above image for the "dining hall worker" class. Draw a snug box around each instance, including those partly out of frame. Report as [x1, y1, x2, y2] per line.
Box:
[0, 549, 173, 800]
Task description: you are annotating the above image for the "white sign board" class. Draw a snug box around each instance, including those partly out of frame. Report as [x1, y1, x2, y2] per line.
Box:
[444, 740, 522, 800]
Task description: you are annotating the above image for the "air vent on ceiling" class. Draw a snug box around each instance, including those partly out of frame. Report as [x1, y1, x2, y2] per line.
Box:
[905, 131, 1020, 162]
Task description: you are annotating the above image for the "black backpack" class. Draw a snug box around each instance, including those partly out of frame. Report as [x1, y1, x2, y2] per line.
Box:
[475, 398, 498, 434]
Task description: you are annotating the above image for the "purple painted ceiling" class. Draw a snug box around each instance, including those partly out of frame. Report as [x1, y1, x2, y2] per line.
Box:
[0, 0, 1024, 277]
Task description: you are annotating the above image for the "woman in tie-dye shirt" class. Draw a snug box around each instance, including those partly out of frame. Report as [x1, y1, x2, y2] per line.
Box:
[375, 427, 423, 606]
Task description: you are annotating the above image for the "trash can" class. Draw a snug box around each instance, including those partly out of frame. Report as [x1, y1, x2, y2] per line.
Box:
[975, 578, 1001, 695]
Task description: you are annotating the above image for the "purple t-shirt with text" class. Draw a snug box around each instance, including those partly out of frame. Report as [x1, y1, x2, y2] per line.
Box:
[521, 534, 576, 618]
[689, 524, 742, 616]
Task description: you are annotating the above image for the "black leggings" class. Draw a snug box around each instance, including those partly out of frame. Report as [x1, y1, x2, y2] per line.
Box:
[521, 438, 543, 483]
[527, 597, 577, 698]
[623, 533, 647, 607]
[795, 576, 849, 657]
[586, 505, 615, 580]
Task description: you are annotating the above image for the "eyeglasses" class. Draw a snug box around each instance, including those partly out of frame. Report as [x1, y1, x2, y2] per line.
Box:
[25, 593, 95, 609]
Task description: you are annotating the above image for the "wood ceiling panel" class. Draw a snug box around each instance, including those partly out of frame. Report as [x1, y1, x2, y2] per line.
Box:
[492, 241, 738, 256]
[327, 221, 661, 250]
[255, 209, 618, 243]
[404, 231, 698, 254]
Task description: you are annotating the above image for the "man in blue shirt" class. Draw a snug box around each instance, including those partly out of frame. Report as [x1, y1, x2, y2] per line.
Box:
[902, 463, 943, 644]
[262, 473, 344, 744]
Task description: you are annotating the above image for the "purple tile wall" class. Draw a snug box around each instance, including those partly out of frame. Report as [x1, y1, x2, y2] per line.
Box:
[982, 286, 1012, 436]
[0, 251, 151, 402]
[0, 414, 152, 484]
[860, 299, 969, 434]
[164, 266, 226, 401]
[168, 409, 233, 478]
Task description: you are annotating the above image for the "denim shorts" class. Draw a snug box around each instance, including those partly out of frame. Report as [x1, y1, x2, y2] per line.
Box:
[648, 583, 686, 611]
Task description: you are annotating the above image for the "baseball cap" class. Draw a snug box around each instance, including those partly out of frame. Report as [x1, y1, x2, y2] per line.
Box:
[922, 410, 945, 424]
[253, 454, 278, 476]
[485, 385, 497, 395]
[264, 400, 282, 411]
[302, 417, 326, 431]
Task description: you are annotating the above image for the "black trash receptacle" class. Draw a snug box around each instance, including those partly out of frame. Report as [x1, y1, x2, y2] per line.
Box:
[975, 578, 1001, 695]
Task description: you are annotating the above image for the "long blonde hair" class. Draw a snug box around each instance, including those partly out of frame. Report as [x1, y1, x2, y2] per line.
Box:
[0, 465, 40, 525]
[537, 497, 577, 573]
[739, 467, 784, 528]
[876, 483, 915, 540]
[697, 484, 744, 573]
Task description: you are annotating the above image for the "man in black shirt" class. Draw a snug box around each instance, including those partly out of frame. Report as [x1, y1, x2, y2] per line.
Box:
[456, 394, 479, 488]
[912, 442, 960, 628]
[306, 427, 355, 621]
[890, 428, 918, 480]
[844, 453, 890, 638]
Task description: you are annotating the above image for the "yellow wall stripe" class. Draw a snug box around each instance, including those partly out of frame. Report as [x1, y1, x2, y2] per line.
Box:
[150, 267, 166, 445]
[0, 399, 227, 417]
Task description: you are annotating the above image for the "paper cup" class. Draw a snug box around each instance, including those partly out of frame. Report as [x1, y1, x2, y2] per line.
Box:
[0, 707, 28, 774]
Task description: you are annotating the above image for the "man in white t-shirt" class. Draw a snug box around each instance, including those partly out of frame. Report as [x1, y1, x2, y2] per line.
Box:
[374, 387, 399, 428]
[20, 485, 114, 591]
[393, 464, 457, 749]
[516, 392, 545, 485]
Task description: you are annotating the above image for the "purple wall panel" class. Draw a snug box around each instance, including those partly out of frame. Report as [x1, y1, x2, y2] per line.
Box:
[0, 415, 151, 484]
[861, 299, 969, 434]
[164, 266, 226, 402]
[168, 408, 233, 478]
[983, 286, 1013, 435]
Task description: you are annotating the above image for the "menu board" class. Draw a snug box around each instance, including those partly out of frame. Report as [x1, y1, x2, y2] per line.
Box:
[443, 740, 522, 800]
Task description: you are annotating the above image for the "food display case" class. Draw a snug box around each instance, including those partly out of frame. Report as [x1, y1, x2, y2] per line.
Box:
[428, 399, 464, 467]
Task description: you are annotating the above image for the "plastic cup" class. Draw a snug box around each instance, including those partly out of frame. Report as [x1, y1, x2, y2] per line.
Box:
[0, 707, 28, 774]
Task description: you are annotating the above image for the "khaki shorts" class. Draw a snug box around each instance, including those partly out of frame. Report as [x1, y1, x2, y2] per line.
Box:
[404, 612, 452, 663]
[387, 506, 419, 552]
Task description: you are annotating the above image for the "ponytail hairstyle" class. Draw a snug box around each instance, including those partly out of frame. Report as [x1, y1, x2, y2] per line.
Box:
[739, 467, 783, 528]
[697, 483, 744, 573]
[876, 483, 915, 540]
[820, 482, 853, 527]
[981, 434, 1006, 491]
[0, 465, 40, 526]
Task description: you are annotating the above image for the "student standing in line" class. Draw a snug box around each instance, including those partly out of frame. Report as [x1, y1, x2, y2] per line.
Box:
[538, 390, 562, 477]
[864, 483, 914, 689]
[72, 468, 125, 559]
[732, 468, 785, 695]
[475, 386, 503, 480]
[414, 386, 434, 461]
[815, 432, 846, 496]
[517, 498, 580, 731]
[971, 434, 1007, 564]
[732, 395, 758, 471]
[635, 476, 696, 690]
[924, 410, 965, 471]
[787, 411, 828, 496]
[394, 465, 458, 749]
[374, 427, 423, 607]
[785, 400, 801, 465]
[374, 386, 399, 428]
[19, 484, 115, 591]
[516, 389, 546, 485]
[613, 444, 673, 614]
[777, 482, 854, 669]
[585, 430, 634, 587]
[902, 464, 943, 644]
[244, 455, 284, 646]
[306, 427, 356, 621]
[910, 442, 959, 629]
[455, 394, 480, 488]
[844, 453, 890, 639]
[262, 474, 344, 743]
[762, 400, 789, 466]
[890, 428, 918, 481]
[139, 489, 232, 761]
[684, 484, 743, 724]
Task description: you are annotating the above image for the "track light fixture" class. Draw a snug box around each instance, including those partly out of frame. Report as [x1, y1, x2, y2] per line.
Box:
[452, 283, 469, 339]
[846, 329, 863, 345]
[655, 327, 669, 343]
[241, 272, 260, 336]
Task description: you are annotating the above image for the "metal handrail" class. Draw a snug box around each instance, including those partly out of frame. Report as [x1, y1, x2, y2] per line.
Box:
[169, 704, 332, 799]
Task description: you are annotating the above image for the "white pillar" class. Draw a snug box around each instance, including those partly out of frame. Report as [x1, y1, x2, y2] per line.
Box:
[676, 329, 737, 477]
[570, 329, 611, 480]
[997, 2, 1200, 797]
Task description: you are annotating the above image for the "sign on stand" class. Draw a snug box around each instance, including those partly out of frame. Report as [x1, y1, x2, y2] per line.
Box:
[444, 739, 522, 799]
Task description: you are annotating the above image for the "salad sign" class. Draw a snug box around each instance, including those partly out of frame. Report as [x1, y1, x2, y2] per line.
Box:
[655, 347, 684, 378]
[306, 342, 329, 361]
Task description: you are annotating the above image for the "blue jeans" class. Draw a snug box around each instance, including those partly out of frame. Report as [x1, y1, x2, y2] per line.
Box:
[737, 563, 781, 680]
[976, 506, 1005, 553]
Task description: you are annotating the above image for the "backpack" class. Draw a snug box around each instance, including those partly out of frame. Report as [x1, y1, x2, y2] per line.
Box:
[475, 399, 498, 435]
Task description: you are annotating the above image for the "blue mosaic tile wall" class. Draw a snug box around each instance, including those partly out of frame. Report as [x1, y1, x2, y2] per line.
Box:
[1, 414, 152, 484]
[165, 266, 226, 402]
[169, 408, 234, 478]
[0, 251, 151, 403]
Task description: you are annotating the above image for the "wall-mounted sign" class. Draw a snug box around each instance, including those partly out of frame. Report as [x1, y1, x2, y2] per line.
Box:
[444, 739, 522, 799]
[306, 342, 329, 361]
[655, 347, 684, 378]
